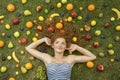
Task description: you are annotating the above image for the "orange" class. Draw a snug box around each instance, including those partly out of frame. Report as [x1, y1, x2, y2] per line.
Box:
[66, 3, 73, 10]
[56, 22, 63, 29]
[86, 61, 94, 68]
[26, 21, 33, 29]
[9, 77, 15, 80]
[88, 4, 95, 11]
[7, 4, 15, 12]
[25, 62, 33, 70]
[0, 40, 5, 48]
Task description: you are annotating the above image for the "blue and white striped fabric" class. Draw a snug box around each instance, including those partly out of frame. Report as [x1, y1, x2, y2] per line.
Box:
[47, 63, 72, 80]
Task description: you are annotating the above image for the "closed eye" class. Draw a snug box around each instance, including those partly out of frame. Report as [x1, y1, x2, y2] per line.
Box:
[55, 41, 59, 44]
[62, 42, 66, 45]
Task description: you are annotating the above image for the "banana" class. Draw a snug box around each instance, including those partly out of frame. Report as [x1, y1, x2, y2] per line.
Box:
[0, 15, 5, 19]
[112, 8, 120, 20]
[50, 13, 60, 18]
[12, 51, 19, 63]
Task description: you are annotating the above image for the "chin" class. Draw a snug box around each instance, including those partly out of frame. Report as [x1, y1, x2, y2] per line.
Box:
[55, 49, 65, 53]
[56, 50, 64, 53]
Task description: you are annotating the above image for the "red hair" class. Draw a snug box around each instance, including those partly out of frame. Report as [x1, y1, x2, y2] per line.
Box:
[37, 18, 86, 48]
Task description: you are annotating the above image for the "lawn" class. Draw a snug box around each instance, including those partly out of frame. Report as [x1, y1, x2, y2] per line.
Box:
[0, 0, 120, 80]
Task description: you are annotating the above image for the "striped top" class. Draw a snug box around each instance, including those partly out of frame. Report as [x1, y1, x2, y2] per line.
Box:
[47, 63, 72, 80]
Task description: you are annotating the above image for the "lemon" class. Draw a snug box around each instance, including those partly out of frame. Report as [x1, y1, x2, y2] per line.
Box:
[57, 2, 62, 8]
[91, 20, 96, 26]
[32, 37, 38, 42]
[67, 16, 72, 22]
[38, 16, 44, 21]
[72, 37, 77, 42]
[116, 25, 120, 31]
[5, 24, 11, 30]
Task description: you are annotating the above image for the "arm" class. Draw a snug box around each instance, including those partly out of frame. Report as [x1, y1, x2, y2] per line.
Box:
[68, 44, 96, 63]
[25, 37, 52, 64]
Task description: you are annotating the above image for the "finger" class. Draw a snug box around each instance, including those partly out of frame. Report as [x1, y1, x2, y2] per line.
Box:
[70, 48, 76, 52]
[47, 41, 51, 45]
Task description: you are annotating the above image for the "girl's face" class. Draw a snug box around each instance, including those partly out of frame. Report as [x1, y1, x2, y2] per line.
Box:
[52, 38, 67, 53]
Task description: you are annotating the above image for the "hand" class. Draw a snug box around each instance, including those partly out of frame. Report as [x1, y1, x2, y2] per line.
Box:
[67, 44, 78, 52]
[44, 37, 51, 45]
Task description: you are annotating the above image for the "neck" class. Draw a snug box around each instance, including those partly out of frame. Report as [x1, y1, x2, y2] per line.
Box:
[54, 52, 64, 59]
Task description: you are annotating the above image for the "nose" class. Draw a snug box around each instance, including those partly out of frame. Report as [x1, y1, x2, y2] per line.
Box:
[57, 43, 63, 47]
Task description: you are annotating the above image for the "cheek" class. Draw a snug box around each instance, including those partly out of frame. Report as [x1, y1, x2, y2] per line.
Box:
[62, 45, 67, 48]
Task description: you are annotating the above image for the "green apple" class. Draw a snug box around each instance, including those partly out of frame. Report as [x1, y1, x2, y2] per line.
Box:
[26, 30, 31, 36]
[61, 0, 67, 4]
[44, 9, 48, 14]
[14, 31, 20, 38]
[77, 16, 82, 20]
[108, 44, 113, 48]
[0, 66, 7, 73]
[95, 30, 101, 36]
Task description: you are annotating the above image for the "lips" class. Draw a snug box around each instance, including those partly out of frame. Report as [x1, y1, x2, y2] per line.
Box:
[57, 47, 63, 50]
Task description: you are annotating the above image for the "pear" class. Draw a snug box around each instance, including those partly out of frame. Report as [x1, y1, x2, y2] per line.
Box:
[21, 66, 27, 74]
[24, 10, 31, 16]
[8, 41, 14, 48]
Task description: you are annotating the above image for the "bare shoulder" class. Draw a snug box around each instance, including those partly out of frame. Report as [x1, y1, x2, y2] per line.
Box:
[65, 55, 76, 65]
[67, 54, 76, 59]
[43, 53, 52, 61]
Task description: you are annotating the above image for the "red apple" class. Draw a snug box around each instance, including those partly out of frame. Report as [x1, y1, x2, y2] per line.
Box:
[85, 34, 92, 40]
[93, 42, 99, 48]
[20, 38, 28, 44]
[96, 64, 104, 72]
[36, 6, 42, 12]
[104, 22, 110, 28]
[47, 26, 54, 33]
[12, 18, 20, 25]
[60, 29, 65, 34]
[70, 11, 77, 18]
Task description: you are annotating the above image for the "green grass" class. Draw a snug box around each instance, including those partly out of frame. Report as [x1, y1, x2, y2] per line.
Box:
[0, 0, 120, 80]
